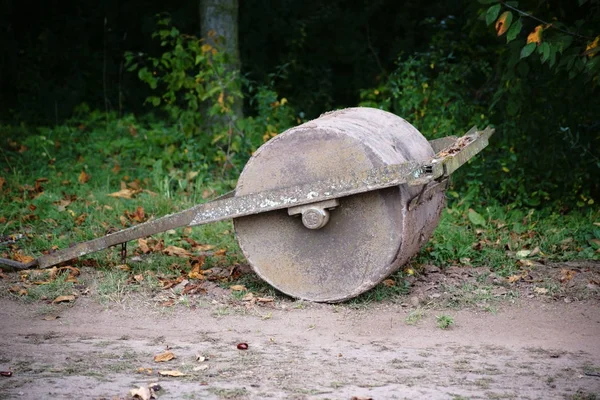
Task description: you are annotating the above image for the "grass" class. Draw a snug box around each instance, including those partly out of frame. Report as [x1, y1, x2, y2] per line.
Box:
[0, 117, 598, 305]
[405, 308, 427, 325]
[436, 314, 455, 330]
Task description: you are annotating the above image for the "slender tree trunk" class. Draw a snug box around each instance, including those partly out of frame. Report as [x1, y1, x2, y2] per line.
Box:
[199, 0, 243, 119]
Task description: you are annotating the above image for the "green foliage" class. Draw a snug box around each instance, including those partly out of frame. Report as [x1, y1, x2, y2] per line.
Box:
[417, 196, 600, 276]
[359, 27, 491, 139]
[436, 314, 455, 329]
[124, 16, 297, 178]
[477, 0, 600, 206]
[125, 15, 245, 175]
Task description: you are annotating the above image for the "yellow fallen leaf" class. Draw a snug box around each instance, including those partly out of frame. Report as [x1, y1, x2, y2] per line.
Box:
[52, 295, 75, 304]
[559, 269, 576, 283]
[507, 275, 522, 283]
[138, 238, 151, 253]
[12, 252, 35, 264]
[108, 188, 140, 199]
[78, 170, 90, 184]
[534, 287, 548, 295]
[163, 245, 192, 258]
[230, 285, 247, 292]
[154, 351, 176, 362]
[188, 264, 205, 280]
[158, 370, 186, 377]
[257, 297, 274, 303]
[382, 279, 395, 287]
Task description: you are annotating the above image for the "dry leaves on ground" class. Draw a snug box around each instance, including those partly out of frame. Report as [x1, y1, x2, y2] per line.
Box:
[153, 351, 176, 363]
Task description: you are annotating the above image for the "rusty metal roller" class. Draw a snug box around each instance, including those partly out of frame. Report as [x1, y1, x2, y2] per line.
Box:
[234, 108, 446, 302]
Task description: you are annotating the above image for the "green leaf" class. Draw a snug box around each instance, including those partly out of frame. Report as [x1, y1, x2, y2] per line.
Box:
[520, 42, 536, 59]
[486, 4, 502, 26]
[468, 209, 487, 226]
[506, 18, 522, 43]
[540, 42, 551, 63]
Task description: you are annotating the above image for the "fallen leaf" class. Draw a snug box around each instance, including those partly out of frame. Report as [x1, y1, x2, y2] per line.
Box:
[158, 370, 186, 377]
[507, 275, 522, 283]
[559, 269, 577, 283]
[160, 299, 175, 307]
[55, 198, 72, 212]
[214, 248, 227, 256]
[111, 164, 121, 174]
[163, 245, 192, 258]
[242, 292, 255, 302]
[230, 284, 247, 292]
[534, 287, 548, 295]
[42, 315, 60, 321]
[193, 365, 209, 371]
[52, 295, 75, 304]
[126, 206, 146, 223]
[116, 264, 131, 271]
[108, 188, 140, 199]
[0, 271, 7, 279]
[257, 297, 274, 303]
[159, 276, 184, 289]
[154, 351, 176, 362]
[137, 367, 153, 375]
[138, 238, 151, 253]
[129, 386, 152, 400]
[133, 274, 144, 283]
[188, 263, 206, 280]
[518, 259, 535, 267]
[382, 279, 395, 287]
[12, 252, 35, 264]
[74, 213, 87, 226]
[78, 170, 90, 184]
[0, 176, 5, 191]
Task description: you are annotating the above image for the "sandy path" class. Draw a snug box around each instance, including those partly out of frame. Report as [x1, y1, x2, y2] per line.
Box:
[1, 296, 599, 399]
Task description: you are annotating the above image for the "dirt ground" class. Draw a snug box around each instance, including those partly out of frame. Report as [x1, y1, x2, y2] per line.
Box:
[1, 261, 599, 400]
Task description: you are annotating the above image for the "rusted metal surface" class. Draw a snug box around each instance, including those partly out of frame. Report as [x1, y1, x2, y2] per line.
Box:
[1, 108, 493, 297]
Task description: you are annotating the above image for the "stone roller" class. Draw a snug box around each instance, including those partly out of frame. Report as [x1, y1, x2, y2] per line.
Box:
[235, 107, 446, 302]
[0, 107, 493, 302]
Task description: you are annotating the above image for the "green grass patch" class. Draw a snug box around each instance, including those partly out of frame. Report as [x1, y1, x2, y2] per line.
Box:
[1, 116, 598, 305]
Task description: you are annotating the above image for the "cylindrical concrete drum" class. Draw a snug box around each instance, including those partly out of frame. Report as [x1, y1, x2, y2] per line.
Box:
[234, 107, 445, 302]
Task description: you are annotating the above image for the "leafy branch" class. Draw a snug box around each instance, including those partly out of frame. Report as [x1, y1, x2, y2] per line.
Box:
[498, 1, 595, 41]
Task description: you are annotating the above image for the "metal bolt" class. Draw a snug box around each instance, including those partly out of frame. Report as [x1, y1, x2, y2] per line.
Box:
[301, 208, 330, 229]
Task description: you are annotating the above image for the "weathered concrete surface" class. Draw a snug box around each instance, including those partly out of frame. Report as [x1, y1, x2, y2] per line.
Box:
[234, 107, 446, 302]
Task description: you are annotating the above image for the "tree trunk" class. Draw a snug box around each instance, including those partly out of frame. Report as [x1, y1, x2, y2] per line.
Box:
[199, 0, 243, 119]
